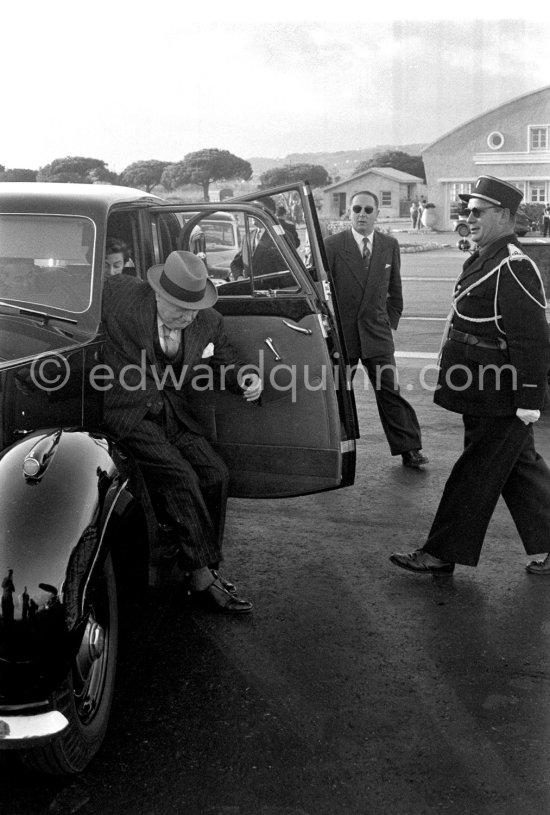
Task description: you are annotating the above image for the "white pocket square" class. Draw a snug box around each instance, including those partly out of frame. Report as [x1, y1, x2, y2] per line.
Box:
[385, 263, 391, 268]
[201, 342, 214, 358]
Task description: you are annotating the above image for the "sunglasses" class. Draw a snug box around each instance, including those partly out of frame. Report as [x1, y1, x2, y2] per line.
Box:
[464, 206, 501, 218]
[351, 205, 375, 214]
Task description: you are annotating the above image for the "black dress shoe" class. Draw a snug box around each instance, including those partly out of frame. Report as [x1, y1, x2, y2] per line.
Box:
[192, 579, 253, 614]
[402, 449, 429, 469]
[526, 553, 550, 574]
[211, 569, 237, 594]
[389, 548, 454, 574]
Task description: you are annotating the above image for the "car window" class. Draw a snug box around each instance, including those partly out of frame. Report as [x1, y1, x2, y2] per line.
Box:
[154, 208, 303, 298]
[239, 215, 300, 294]
[0, 214, 94, 312]
[201, 220, 238, 252]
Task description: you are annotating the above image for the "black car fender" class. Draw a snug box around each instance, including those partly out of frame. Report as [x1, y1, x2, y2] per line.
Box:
[0, 429, 147, 703]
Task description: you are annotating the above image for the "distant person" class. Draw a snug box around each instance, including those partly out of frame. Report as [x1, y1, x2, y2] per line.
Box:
[543, 203, 550, 237]
[417, 198, 426, 230]
[104, 237, 130, 277]
[229, 197, 293, 279]
[291, 199, 303, 224]
[409, 202, 419, 230]
[390, 176, 550, 576]
[324, 189, 428, 469]
[276, 205, 300, 248]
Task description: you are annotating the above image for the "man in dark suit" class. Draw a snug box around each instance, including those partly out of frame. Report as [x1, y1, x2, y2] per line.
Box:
[276, 205, 300, 248]
[101, 251, 262, 612]
[325, 190, 428, 468]
[390, 175, 550, 575]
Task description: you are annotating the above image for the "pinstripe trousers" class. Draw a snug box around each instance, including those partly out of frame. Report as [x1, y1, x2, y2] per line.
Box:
[120, 402, 229, 570]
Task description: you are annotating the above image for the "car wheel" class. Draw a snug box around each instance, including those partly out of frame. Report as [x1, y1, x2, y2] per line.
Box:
[457, 223, 470, 237]
[22, 553, 118, 775]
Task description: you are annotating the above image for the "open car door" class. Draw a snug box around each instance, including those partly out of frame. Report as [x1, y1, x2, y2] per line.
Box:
[147, 182, 357, 498]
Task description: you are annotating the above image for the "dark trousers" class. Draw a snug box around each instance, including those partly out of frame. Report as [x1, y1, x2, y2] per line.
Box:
[350, 355, 422, 455]
[121, 410, 229, 571]
[543, 219, 550, 237]
[424, 414, 550, 566]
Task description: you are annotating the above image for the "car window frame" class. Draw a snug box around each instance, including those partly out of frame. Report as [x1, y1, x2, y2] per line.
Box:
[148, 202, 311, 300]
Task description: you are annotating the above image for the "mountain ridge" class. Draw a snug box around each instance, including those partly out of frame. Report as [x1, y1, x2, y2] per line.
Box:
[247, 144, 428, 178]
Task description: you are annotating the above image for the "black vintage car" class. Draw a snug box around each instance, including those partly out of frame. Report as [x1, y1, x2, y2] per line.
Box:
[0, 181, 357, 773]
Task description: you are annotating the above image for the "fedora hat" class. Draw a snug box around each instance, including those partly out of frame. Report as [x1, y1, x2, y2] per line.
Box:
[459, 175, 523, 215]
[147, 251, 217, 309]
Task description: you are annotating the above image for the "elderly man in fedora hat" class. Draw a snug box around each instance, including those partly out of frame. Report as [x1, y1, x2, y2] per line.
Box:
[390, 175, 550, 576]
[101, 251, 262, 613]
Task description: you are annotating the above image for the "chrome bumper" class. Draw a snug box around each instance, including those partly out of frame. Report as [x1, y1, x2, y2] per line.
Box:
[0, 711, 68, 746]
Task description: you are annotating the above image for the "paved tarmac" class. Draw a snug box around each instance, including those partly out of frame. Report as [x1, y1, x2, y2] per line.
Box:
[3, 237, 550, 815]
[4, 378, 550, 815]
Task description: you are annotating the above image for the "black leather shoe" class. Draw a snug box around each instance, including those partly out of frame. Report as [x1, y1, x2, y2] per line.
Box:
[192, 579, 253, 614]
[526, 554, 550, 574]
[389, 548, 454, 574]
[211, 569, 237, 594]
[402, 450, 429, 469]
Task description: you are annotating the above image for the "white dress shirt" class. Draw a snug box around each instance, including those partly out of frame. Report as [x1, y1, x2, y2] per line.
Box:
[351, 226, 373, 256]
[157, 315, 181, 357]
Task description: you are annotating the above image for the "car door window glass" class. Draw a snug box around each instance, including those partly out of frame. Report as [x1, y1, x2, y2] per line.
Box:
[219, 214, 301, 297]
[160, 208, 301, 298]
[0, 214, 94, 312]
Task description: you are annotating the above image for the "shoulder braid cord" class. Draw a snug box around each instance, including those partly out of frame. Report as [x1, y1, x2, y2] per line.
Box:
[438, 249, 547, 361]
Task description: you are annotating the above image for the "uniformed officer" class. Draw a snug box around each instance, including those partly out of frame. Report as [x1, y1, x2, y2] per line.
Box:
[390, 175, 550, 575]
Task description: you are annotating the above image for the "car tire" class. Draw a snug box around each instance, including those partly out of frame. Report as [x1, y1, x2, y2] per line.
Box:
[457, 223, 470, 237]
[21, 553, 118, 775]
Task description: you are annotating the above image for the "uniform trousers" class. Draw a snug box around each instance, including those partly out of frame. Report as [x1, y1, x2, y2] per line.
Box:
[120, 405, 229, 571]
[423, 414, 550, 566]
[349, 354, 422, 455]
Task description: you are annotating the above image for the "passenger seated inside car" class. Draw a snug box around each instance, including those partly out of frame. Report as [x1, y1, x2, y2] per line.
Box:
[0, 258, 37, 299]
[104, 237, 133, 277]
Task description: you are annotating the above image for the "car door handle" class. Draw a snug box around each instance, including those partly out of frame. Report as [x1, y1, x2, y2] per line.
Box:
[265, 337, 282, 360]
[282, 319, 312, 335]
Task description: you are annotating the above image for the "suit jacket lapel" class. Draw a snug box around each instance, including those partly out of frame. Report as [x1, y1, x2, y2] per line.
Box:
[340, 229, 366, 289]
[358, 231, 382, 312]
[135, 288, 158, 366]
[182, 316, 207, 372]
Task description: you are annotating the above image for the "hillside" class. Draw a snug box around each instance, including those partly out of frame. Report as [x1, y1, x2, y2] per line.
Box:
[247, 144, 428, 180]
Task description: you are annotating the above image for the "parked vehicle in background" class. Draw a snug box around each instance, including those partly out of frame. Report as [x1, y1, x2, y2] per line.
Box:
[179, 211, 241, 282]
[454, 204, 531, 238]
[453, 218, 471, 238]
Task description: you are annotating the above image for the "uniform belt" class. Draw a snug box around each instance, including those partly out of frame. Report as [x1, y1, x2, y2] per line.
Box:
[448, 328, 507, 350]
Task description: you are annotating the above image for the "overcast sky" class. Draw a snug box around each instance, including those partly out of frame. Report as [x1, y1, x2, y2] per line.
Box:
[2, 2, 549, 172]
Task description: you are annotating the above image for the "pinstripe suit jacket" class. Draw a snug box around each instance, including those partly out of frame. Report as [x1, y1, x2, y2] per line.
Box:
[324, 228, 402, 359]
[101, 275, 245, 439]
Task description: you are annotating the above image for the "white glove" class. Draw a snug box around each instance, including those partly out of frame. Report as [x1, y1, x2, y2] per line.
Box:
[516, 408, 540, 425]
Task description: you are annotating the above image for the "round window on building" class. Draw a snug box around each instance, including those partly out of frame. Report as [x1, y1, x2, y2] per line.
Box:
[487, 131, 504, 150]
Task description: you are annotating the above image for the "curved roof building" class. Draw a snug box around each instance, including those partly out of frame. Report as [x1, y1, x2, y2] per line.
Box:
[422, 85, 550, 228]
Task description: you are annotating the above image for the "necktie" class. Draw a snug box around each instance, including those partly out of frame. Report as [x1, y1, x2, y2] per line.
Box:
[162, 324, 179, 359]
[362, 238, 371, 271]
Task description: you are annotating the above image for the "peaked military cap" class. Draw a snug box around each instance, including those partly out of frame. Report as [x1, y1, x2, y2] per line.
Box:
[459, 175, 523, 215]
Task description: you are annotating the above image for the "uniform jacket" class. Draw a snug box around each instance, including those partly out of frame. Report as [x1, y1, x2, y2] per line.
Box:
[324, 228, 403, 358]
[435, 234, 550, 416]
[101, 274, 245, 438]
